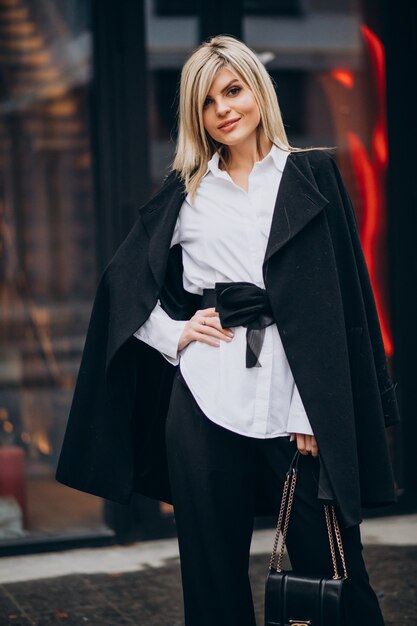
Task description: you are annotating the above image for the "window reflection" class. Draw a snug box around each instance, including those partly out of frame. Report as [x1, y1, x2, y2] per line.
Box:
[0, 0, 102, 541]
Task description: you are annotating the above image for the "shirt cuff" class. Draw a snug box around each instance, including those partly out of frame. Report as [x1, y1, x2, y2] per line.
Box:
[133, 306, 188, 366]
[287, 381, 315, 436]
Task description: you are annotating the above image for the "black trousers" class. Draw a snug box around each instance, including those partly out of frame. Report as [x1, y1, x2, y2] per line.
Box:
[165, 368, 385, 626]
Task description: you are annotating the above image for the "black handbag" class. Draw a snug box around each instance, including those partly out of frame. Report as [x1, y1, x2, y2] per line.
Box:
[265, 450, 351, 626]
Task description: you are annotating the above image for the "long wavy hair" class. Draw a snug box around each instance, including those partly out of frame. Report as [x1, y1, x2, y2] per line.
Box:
[172, 34, 334, 202]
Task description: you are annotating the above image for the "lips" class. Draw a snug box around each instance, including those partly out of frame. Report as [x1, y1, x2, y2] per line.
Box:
[217, 117, 241, 129]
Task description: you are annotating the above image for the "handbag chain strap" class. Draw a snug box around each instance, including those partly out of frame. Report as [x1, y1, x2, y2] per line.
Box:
[268, 451, 348, 580]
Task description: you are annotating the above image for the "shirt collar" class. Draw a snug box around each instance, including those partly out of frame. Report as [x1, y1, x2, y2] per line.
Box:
[203, 141, 289, 179]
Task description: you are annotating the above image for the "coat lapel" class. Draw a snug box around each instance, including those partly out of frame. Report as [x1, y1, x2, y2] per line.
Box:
[263, 153, 330, 266]
[139, 152, 330, 288]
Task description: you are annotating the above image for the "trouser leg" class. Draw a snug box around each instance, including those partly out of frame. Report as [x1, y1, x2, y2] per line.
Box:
[260, 439, 386, 626]
[165, 369, 257, 626]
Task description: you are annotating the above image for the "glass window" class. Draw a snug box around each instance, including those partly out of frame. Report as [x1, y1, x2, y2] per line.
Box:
[145, 0, 199, 192]
[0, 0, 105, 544]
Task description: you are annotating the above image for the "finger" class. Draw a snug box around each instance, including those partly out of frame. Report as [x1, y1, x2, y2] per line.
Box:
[296, 433, 308, 455]
[199, 317, 234, 338]
[199, 308, 234, 335]
[202, 307, 220, 316]
[201, 308, 233, 332]
[192, 331, 220, 347]
[310, 436, 319, 457]
[213, 318, 234, 336]
[193, 318, 232, 341]
[193, 308, 219, 323]
[192, 321, 233, 344]
[197, 321, 233, 341]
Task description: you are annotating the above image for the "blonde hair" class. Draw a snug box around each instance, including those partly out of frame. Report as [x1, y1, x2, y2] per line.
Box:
[172, 34, 334, 202]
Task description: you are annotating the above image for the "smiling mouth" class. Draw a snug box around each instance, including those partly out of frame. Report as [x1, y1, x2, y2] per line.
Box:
[218, 118, 241, 129]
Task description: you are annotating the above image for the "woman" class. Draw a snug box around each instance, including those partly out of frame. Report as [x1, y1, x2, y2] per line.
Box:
[56, 35, 400, 625]
[134, 35, 397, 625]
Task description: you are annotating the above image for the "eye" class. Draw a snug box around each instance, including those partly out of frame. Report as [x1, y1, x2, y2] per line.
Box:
[228, 87, 241, 96]
[203, 97, 212, 108]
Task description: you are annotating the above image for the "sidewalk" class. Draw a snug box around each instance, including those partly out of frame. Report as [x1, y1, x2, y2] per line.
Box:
[0, 514, 416, 625]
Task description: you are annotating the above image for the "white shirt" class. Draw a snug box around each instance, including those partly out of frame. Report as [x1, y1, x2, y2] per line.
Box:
[134, 143, 314, 438]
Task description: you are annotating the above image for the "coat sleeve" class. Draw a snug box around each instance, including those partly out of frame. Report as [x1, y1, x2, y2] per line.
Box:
[327, 156, 400, 427]
[55, 179, 184, 505]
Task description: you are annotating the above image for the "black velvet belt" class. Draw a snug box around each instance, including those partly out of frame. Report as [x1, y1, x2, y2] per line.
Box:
[201, 281, 275, 368]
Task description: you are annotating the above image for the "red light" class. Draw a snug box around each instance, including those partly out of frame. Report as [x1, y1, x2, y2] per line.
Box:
[331, 70, 355, 89]
[373, 119, 388, 167]
[347, 131, 393, 356]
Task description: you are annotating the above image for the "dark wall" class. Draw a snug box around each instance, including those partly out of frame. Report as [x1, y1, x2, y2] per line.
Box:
[384, 0, 417, 508]
[90, 0, 151, 270]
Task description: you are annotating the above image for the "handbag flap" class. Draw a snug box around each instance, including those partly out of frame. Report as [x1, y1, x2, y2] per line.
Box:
[265, 570, 346, 626]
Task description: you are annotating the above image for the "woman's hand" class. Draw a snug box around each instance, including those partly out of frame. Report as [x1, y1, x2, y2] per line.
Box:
[289, 433, 319, 457]
[178, 307, 234, 352]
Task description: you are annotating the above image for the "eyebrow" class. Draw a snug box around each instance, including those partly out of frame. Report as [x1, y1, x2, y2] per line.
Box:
[206, 79, 241, 98]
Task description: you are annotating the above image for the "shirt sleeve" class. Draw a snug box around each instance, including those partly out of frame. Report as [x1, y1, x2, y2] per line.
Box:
[286, 381, 315, 436]
[134, 299, 188, 366]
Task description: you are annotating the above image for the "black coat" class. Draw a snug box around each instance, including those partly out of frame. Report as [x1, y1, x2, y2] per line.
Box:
[55, 149, 400, 528]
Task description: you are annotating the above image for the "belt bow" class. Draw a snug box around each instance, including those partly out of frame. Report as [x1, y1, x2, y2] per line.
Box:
[202, 281, 275, 368]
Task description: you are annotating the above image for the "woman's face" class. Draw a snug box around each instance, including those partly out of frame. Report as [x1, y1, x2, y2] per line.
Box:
[202, 67, 261, 148]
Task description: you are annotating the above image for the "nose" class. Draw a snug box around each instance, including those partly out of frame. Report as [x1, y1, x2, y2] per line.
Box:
[215, 99, 231, 117]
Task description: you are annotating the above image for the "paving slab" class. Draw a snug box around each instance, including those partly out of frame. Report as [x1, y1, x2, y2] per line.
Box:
[0, 514, 415, 625]
[0, 546, 415, 625]
[0, 514, 416, 585]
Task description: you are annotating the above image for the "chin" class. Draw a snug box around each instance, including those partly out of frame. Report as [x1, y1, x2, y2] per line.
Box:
[214, 127, 256, 146]
[222, 132, 257, 147]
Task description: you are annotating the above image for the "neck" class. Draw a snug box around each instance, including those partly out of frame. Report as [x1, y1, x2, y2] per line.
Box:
[220, 131, 272, 172]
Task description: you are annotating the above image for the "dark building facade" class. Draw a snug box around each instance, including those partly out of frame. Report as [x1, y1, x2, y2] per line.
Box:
[0, 0, 415, 556]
